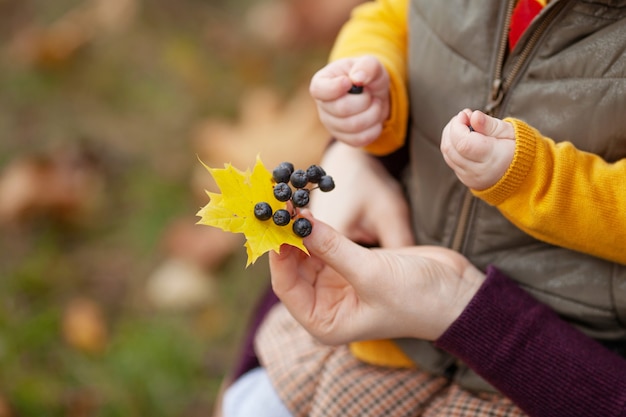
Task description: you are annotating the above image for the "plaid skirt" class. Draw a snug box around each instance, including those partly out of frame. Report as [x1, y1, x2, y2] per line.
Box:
[255, 303, 527, 417]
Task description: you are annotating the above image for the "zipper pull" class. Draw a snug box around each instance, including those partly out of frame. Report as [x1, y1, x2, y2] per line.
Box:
[484, 78, 503, 115]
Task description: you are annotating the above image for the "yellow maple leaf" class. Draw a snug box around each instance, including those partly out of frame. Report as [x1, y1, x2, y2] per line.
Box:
[196, 155, 309, 266]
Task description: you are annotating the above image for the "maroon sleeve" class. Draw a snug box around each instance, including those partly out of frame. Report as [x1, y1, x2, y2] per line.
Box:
[435, 266, 626, 417]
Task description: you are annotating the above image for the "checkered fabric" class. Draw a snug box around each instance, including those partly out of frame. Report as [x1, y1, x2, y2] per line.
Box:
[255, 303, 527, 417]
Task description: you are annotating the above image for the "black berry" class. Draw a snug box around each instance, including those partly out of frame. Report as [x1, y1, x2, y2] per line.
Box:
[293, 218, 312, 237]
[254, 202, 273, 220]
[272, 163, 293, 184]
[273, 209, 291, 226]
[273, 182, 292, 202]
[291, 189, 310, 208]
[290, 169, 308, 189]
[318, 175, 335, 192]
[280, 161, 294, 173]
[306, 165, 326, 183]
[347, 84, 363, 94]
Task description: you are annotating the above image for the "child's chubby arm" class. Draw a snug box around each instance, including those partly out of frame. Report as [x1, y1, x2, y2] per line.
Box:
[440, 109, 516, 190]
[309, 55, 390, 148]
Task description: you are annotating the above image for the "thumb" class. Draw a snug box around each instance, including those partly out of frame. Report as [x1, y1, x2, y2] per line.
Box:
[349, 55, 387, 87]
[470, 110, 514, 139]
[304, 213, 373, 286]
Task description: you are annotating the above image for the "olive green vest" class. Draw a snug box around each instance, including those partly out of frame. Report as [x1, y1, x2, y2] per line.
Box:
[397, 0, 626, 393]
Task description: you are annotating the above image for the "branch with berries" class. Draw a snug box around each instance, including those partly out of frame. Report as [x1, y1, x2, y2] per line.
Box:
[254, 162, 334, 238]
[196, 156, 334, 266]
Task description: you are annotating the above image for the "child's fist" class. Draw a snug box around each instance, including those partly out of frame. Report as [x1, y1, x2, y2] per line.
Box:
[441, 109, 515, 190]
[309, 55, 390, 147]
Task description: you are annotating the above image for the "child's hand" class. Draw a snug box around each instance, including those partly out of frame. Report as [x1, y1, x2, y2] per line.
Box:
[441, 109, 516, 190]
[309, 55, 390, 147]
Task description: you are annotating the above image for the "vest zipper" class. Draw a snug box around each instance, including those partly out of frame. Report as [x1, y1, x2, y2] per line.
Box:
[485, 0, 569, 116]
[450, 0, 568, 253]
[484, 0, 516, 116]
[450, 1, 515, 252]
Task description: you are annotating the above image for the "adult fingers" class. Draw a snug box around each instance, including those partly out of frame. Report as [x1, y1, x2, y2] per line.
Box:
[395, 245, 470, 277]
[303, 214, 375, 288]
[269, 241, 335, 329]
[269, 243, 315, 301]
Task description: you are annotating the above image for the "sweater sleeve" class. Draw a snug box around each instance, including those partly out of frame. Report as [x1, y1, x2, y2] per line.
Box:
[472, 118, 626, 265]
[328, 0, 409, 156]
[435, 266, 626, 417]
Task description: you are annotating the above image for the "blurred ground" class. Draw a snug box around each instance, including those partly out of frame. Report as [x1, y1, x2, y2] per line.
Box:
[0, 0, 360, 415]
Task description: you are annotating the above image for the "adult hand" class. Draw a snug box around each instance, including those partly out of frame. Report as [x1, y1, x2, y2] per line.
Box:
[269, 212, 485, 345]
[310, 142, 414, 248]
[309, 55, 390, 147]
[441, 109, 516, 190]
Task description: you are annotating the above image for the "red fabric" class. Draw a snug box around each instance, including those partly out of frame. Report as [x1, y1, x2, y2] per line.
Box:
[509, 0, 545, 50]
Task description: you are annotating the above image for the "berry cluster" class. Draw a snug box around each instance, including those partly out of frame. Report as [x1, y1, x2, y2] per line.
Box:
[253, 162, 335, 237]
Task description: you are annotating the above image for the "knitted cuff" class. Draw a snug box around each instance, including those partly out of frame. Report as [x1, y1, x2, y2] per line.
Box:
[472, 118, 537, 206]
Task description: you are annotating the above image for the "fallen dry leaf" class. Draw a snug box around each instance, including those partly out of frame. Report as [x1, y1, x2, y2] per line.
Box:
[145, 257, 218, 312]
[0, 147, 105, 226]
[62, 297, 108, 355]
[244, 0, 367, 48]
[191, 86, 329, 200]
[0, 393, 12, 417]
[160, 215, 243, 270]
[5, 0, 138, 68]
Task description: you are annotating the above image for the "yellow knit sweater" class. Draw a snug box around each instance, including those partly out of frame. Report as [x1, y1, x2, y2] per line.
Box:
[477, 118, 626, 266]
[329, 0, 408, 156]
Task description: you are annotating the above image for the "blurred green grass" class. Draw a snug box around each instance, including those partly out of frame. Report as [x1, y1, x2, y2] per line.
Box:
[0, 0, 329, 415]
